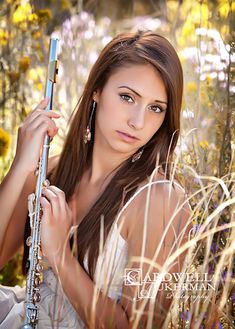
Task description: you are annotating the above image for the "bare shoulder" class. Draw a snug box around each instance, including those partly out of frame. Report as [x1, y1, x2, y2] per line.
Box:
[124, 173, 192, 244]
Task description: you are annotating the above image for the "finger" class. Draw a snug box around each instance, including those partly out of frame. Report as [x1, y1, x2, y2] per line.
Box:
[43, 186, 67, 211]
[34, 120, 59, 138]
[46, 186, 68, 216]
[40, 196, 52, 220]
[25, 109, 61, 125]
[18, 120, 57, 145]
[32, 108, 61, 118]
[34, 97, 50, 111]
[22, 108, 60, 131]
[46, 186, 66, 199]
[28, 113, 58, 128]
[41, 187, 63, 219]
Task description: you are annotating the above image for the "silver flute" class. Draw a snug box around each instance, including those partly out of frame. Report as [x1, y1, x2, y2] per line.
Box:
[21, 37, 59, 329]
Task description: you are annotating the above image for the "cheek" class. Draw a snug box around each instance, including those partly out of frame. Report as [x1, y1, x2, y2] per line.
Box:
[95, 102, 115, 135]
[97, 97, 123, 126]
[147, 115, 165, 136]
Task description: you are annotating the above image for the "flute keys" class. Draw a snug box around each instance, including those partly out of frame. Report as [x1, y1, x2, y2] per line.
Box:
[34, 163, 40, 177]
[34, 277, 41, 287]
[39, 207, 43, 218]
[43, 179, 50, 187]
[33, 291, 41, 303]
[26, 236, 32, 247]
[36, 263, 43, 272]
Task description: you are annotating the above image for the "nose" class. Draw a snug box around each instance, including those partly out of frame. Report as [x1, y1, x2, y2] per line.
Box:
[127, 108, 145, 130]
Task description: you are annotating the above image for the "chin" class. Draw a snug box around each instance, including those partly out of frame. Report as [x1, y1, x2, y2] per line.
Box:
[108, 140, 134, 155]
[113, 145, 133, 155]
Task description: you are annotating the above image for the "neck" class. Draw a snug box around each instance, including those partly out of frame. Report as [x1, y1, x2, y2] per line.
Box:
[86, 138, 132, 186]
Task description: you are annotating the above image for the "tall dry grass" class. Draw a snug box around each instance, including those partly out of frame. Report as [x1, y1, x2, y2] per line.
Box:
[52, 151, 234, 328]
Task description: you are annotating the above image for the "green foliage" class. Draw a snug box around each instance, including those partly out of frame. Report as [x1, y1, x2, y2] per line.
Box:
[0, 250, 25, 287]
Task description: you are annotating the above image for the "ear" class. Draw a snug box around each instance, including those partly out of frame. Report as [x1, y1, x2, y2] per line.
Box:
[93, 90, 100, 103]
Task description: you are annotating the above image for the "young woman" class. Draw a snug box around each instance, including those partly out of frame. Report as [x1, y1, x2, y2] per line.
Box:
[0, 30, 192, 328]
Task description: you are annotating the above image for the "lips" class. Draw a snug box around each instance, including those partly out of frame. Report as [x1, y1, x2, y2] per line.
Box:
[116, 130, 140, 142]
[117, 131, 139, 139]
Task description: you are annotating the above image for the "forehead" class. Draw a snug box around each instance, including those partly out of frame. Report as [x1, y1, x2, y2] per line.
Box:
[105, 64, 167, 102]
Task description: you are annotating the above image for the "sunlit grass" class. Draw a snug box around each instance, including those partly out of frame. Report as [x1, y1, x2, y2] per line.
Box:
[49, 151, 235, 329]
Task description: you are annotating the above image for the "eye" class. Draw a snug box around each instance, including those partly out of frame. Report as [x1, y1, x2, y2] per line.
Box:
[119, 93, 134, 103]
[149, 105, 164, 113]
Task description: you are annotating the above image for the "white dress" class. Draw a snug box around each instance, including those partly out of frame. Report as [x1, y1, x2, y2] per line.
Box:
[0, 221, 128, 329]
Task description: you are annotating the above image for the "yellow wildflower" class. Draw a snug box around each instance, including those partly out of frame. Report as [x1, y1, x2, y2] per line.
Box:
[0, 29, 9, 46]
[0, 127, 11, 157]
[28, 67, 43, 81]
[19, 22, 28, 32]
[199, 140, 209, 149]
[12, 2, 32, 24]
[28, 68, 38, 81]
[19, 56, 30, 72]
[195, 210, 201, 218]
[28, 13, 38, 23]
[32, 31, 41, 39]
[187, 82, 197, 93]
[37, 83, 43, 91]
[205, 75, 212, 85]
[218, 3, 229, 18]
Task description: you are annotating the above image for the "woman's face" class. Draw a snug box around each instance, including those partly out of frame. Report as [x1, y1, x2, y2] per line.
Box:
[94, 64, 168, 158]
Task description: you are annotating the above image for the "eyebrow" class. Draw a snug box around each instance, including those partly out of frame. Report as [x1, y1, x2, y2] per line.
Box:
[118, 85, 168, 104]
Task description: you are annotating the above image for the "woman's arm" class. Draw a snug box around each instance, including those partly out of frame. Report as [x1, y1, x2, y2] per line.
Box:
[40, 185, 129, 329]
[0, 159, 30, 253]
[0, 98, 60, 268]
[0, 155, 60, 269]
[51, 243, 129, 329]
[0, 167, 36, 269]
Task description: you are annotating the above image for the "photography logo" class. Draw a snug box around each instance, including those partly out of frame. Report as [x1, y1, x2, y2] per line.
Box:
[124, 268, 155, 300]
[124, 268, 142, 286]
[124, 268, 215, 301]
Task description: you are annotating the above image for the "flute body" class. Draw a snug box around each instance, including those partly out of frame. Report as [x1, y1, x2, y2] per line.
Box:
[21, 38, 59, 329]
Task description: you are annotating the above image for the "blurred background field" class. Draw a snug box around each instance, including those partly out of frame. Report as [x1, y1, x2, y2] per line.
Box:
[0, 0, 234, 328]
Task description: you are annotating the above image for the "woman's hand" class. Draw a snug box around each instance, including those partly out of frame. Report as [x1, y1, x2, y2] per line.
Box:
[40, 185, 73, 270]
[13, 97, 60, 175]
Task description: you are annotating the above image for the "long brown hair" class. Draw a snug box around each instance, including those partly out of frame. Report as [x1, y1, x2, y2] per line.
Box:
[47, 30, 183, 279]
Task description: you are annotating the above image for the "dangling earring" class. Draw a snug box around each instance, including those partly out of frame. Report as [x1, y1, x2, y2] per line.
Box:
[131, 147, 144, 163]
[84, 100, 96, 144]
